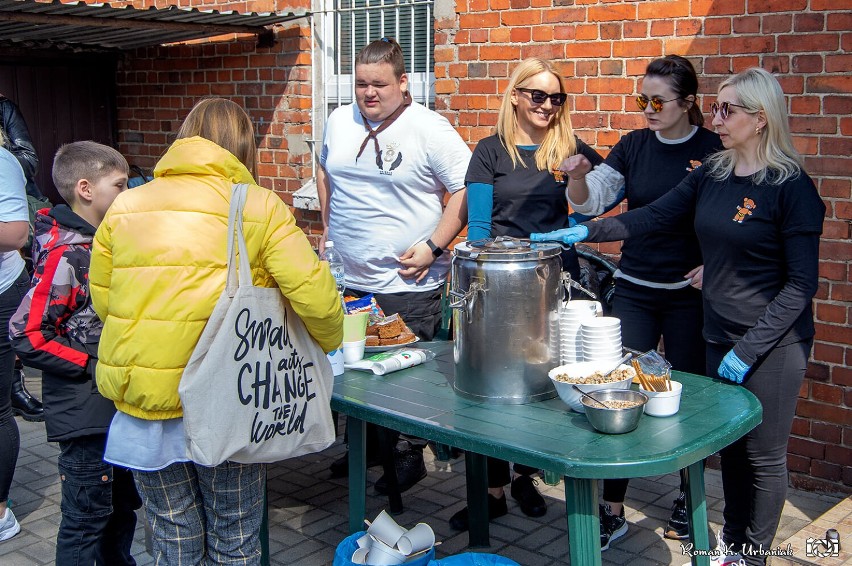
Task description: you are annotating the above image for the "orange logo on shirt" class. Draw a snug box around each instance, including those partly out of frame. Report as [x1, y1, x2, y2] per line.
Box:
[733, 197, 756, 223]
[686, 159, 703, 172]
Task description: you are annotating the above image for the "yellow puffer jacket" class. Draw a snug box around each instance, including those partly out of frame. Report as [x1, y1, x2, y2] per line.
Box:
[90, 136, 343, 420]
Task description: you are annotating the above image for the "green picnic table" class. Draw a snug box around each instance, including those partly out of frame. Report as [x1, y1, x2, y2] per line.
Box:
[330, 340, 762, 566]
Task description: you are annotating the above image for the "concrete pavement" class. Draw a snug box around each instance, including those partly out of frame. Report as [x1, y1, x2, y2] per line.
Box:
[1, 374, 846, 566]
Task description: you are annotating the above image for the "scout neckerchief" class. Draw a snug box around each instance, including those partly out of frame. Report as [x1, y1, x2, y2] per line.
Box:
[356, 90, 412, 161]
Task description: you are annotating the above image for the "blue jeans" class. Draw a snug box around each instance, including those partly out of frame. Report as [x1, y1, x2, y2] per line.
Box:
[0, 268, 31, 504]
[56, 434, 140, 566]
[133, 460, 265, 565]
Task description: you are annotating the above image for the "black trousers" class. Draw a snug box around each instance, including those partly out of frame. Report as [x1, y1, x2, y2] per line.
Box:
[0, 269, 30, 504]
[56, 434, 141, 566]
[709, 339, 810, 566]
[602, 279, 705, 504]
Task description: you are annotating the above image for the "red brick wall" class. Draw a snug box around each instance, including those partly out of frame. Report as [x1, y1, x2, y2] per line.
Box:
[434, 1, 851, 494]
[112, 0, 850, 494]
[114, 1, 319, 231]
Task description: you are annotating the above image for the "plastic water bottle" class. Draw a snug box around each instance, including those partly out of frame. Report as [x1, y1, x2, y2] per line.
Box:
[321, 240, 346, 295]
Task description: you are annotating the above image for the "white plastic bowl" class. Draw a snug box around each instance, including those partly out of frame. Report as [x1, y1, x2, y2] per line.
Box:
[580, 317, 621, 330]
[548, 361, 636, 413]
[640, 380, 683, 417]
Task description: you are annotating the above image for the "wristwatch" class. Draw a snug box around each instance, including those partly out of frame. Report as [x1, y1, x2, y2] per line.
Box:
[425, 238, 444, 258]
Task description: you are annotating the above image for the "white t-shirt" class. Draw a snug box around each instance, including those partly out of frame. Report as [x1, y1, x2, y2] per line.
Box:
[0, 147, 28, 292]
[321, 102, 471, 293]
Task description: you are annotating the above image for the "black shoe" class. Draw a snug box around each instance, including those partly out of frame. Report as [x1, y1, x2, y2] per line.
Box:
[449, 494, 508, 531]
[374, 446, 427, 495]
[329, 452, 382, 479]
[11, 369, 44, 422]
[665, 492, 690, 540]
[510, 475, 546, 518]
[600, 503, 628, 551]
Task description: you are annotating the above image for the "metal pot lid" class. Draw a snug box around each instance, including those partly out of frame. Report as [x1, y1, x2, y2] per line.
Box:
[453, 236, 563, 260]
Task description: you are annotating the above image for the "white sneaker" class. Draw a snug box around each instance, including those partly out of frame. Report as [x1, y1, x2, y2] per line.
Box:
[0, 507, 21, 542]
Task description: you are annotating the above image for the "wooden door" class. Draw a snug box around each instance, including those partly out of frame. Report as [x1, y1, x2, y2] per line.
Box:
[0, 54, 117, 204]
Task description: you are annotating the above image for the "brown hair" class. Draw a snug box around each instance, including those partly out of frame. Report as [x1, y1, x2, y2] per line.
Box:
[176, 98, 258, 180]
[644, 55, 704, 127]
[354, 38, 405, 79]
[52, 141, 129, 203]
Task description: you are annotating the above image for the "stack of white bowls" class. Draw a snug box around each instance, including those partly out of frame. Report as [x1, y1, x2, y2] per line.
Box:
[559, 300, 602, 364]
[548, 309, 561, 365]
[580, 316, 623, 364]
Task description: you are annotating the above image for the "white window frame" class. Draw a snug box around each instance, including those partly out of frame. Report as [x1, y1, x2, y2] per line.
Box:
[298, 0, 436, 208]
[314, 0, 435, 112]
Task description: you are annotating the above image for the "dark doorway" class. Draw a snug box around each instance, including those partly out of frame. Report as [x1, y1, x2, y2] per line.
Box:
[0, 53, 118, 204]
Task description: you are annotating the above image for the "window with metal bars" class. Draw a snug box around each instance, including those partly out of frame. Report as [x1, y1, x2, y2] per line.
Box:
[317, 0, 435, 110]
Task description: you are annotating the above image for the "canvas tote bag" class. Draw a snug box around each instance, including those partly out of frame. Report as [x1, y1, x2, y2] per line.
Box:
[179, 183, 336, 466]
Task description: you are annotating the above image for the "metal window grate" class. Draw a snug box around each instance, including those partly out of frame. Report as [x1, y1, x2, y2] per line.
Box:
[317, 0, 435, 110]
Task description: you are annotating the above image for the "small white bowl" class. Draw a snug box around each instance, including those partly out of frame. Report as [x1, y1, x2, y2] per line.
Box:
[548, 362, 636, 413]
[640, 380, 683, 417]
[582, 342, 622, 351]
[580, 317, 621, 330]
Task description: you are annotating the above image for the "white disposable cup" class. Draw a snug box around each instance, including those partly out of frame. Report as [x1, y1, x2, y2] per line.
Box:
[343, 339, 367, 364]
[356, 534, 372, 549]
[367, 510, 406, 547]
[327, 349, 344, 376]
[396, 523, 436, 555]
[352, 547, 370, 564]
[641, 380, 683, 417]
[365, 538, 407, 565]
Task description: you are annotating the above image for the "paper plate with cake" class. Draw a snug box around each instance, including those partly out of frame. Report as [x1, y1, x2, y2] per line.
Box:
[364, 313, 420, 352]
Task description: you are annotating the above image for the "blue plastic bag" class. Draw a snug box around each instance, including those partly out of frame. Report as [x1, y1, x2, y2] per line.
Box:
[333, 531, 435, 566]
[428, 554, 521, 565]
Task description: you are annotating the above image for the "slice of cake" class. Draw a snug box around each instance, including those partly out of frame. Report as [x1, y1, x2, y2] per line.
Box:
[375, 313, 405, 338]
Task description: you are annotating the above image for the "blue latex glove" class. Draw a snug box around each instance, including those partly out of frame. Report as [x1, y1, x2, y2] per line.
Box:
[530, 225, 588, 245]
[718, 349, 750, 384]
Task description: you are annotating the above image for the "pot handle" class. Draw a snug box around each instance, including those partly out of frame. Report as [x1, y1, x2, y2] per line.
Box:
[449, 278, 485, 324]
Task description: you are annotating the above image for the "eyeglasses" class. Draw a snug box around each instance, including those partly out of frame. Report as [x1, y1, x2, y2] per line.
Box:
[710, 101, 752, 120]
[516, 88, 568, 107]
[636, 95, 681, 113]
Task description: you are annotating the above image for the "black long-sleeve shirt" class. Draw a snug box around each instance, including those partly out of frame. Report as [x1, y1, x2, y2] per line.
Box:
[583, 166, 825, 365]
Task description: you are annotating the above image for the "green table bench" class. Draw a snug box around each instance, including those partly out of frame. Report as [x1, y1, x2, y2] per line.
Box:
[331, 341, 761, 566]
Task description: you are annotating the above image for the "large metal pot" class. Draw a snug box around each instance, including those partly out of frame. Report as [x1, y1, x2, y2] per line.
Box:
[450, 237, 562, 404]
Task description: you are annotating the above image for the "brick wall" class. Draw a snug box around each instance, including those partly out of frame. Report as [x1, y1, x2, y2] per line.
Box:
[433, 0, 851, 494]
[113, 0, 850, 494]
[114, 1, 318, 230]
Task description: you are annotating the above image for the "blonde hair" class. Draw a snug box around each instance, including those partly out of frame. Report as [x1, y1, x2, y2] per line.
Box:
[705, 67, 803, 185]
[52, 141, 129, 204]
[496, 58, 577, 171]
[0, 127, 5, 146]
[176, 98, 258, 180]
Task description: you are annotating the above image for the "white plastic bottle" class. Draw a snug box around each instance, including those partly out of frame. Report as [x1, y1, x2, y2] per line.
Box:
[321, 240, 346, 296]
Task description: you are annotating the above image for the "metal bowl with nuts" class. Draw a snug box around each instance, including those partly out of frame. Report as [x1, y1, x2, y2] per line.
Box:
[581, 389, 648, 434]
